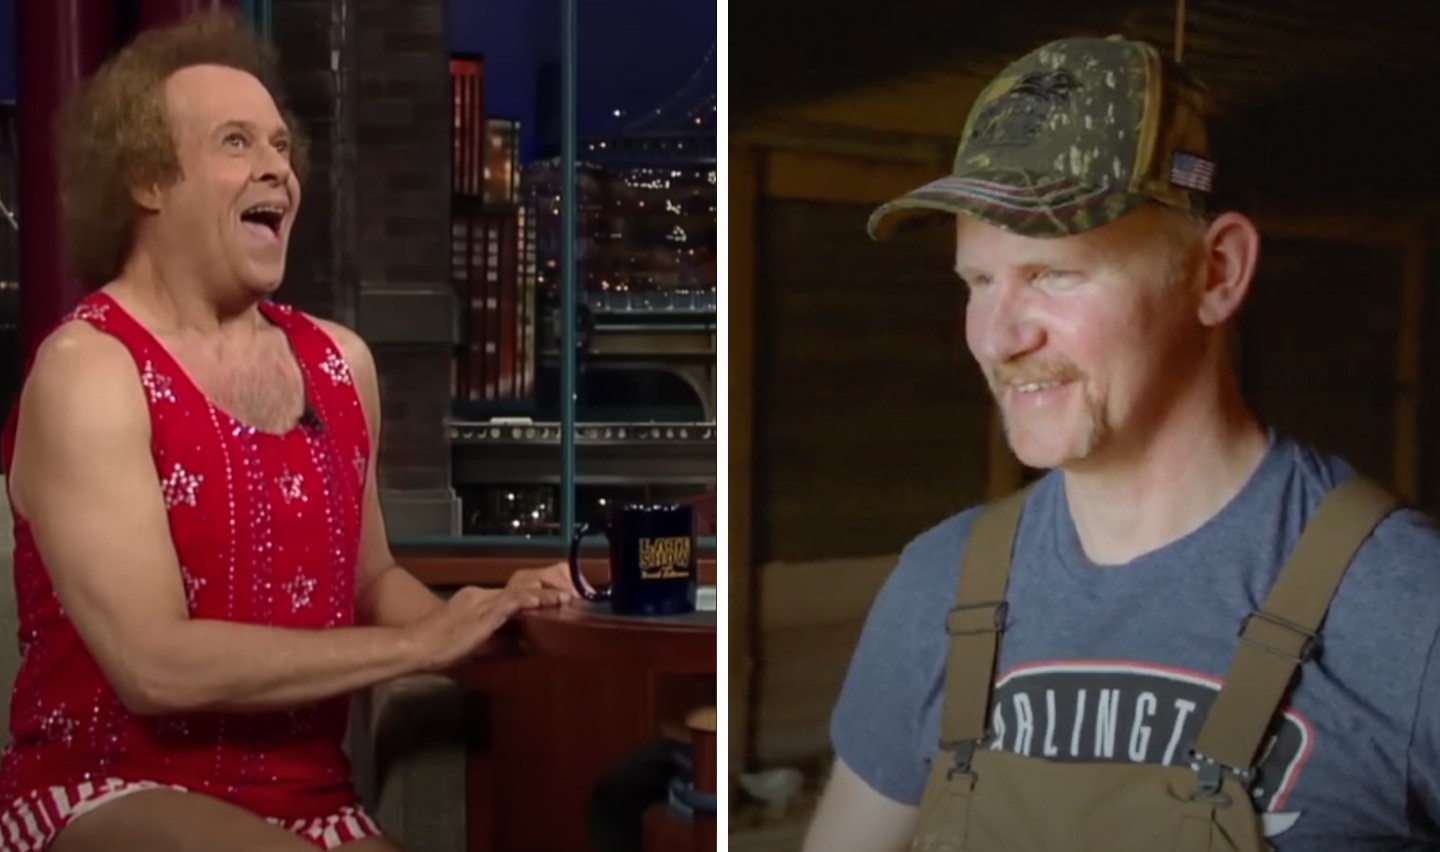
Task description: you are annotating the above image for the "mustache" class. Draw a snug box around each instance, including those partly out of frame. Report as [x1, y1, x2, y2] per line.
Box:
[988, 360, 1086, 389]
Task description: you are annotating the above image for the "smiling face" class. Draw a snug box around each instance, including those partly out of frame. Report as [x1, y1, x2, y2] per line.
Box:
[141, 63, 300, 295]
[958, 206, 1209, 470]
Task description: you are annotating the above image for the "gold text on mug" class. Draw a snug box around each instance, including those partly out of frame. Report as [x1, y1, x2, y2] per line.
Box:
[639, 536, 692, 580]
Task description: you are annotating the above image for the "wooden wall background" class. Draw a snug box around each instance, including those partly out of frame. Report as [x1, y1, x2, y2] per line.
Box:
[729, 142, 1439, 777]
[755, 202, 989, 563]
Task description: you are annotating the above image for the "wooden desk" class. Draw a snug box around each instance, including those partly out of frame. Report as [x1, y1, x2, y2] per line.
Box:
[520, 602, 717, 674]
[451, 600, 717, 852]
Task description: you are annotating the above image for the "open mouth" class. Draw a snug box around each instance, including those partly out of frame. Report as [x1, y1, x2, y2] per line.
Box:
[1012, 380, 1065, 394]
[239, 204, 286, 241]
[1001, 377, 1078, 410]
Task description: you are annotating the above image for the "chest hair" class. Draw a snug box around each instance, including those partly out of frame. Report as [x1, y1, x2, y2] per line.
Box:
[171, 328, 306, 433]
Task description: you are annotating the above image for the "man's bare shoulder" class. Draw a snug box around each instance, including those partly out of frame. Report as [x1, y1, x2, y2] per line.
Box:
[23, 321, 146, 423]
[305, 316, 381, 437]
[308, 316, 377, 385]
[12, 322, 148, 514]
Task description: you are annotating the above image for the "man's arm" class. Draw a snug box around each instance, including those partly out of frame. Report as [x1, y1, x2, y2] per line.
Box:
[319, 317, 577, 625]
[8, 323, 503, 715]
[800, 523, 968, 852]
[1406, 622, 1440, 837]
[803, 758, 918, 852]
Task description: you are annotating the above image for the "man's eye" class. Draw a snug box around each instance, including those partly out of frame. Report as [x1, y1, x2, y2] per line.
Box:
[224, 133, 248, 149]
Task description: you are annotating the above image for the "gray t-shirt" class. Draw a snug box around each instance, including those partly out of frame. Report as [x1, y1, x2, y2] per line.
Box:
[831, 436, 1440, 850]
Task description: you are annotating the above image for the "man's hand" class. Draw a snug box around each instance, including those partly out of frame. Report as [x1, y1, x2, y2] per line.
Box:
[405, 584, 564, 672]
[505, 561, 580, 604]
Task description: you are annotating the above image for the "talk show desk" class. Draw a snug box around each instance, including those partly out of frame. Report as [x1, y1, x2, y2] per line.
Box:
[398, 551, 718, 852]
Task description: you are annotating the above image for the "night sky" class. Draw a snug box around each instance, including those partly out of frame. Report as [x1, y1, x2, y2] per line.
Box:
[0, 0, 715, 159]
[454, 0, 714, 158]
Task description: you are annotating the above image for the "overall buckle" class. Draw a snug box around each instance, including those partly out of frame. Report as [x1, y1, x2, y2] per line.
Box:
[1187, 748, 1253, 801]
[940, 733, 992, 778]
[945, 600, 1009, 636]
[1238, 609, 1320, 664]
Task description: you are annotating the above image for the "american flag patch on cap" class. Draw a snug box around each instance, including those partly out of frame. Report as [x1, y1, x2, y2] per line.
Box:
[1170, 151, 1216, 193]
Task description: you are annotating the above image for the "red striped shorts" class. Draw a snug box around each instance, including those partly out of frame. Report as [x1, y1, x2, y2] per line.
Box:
[0, 778, 383, 851]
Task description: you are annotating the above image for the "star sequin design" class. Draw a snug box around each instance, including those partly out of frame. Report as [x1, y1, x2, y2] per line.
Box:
[41, 707, 80, 744]
[284, 575, 318, 610]
[179, 565, 206, 611]
[320, 351, 352, 386]
[352, 446, 367, 486]
[140, 361, 176, 404]
[277, 469, 306, 503]
[67, 303, 110, 324]
[161, 463, 203, 509]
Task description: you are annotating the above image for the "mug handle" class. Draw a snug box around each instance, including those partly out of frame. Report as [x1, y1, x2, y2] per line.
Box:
[569, 522, 609, 601]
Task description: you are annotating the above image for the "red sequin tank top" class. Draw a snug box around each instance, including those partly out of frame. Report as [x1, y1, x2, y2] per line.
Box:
[0, 292, 371, 819]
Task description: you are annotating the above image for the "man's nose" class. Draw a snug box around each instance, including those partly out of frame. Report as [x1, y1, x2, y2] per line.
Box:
[975, 280, 1044, 364]
[255, 143, 292, 184]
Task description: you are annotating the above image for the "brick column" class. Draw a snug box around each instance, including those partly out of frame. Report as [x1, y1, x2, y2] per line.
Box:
[351, 0, 458, 535]
[272, 0, 359, 326]
[273, 0, 455, 535]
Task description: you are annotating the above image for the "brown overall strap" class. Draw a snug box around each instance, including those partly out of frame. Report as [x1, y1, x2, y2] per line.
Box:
[1191, 477, 1399, 783]
[938, 485, 1032, 770]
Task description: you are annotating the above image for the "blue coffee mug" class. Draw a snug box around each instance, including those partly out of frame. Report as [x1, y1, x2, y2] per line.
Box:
[568, 504, 697, 616]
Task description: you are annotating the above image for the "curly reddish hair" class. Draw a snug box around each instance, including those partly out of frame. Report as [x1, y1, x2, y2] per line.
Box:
[57, 10, 310, 287]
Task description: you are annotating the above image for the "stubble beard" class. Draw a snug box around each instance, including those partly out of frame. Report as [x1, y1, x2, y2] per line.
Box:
[995, 380, 1109, 470]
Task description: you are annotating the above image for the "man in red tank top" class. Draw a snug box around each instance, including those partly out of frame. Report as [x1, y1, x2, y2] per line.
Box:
[0, 12, 574, 852]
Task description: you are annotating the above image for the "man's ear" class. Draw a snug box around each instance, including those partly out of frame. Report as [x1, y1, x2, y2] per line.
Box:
[1196, 211, 1260, 328]
[131, 183, 164, 214]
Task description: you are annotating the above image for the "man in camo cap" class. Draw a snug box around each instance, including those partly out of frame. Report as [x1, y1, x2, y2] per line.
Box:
[806, 35, 1440, 852]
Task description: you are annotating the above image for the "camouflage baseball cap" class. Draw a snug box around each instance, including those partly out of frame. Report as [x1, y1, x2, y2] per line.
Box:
[867, 35, 1218, 240]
